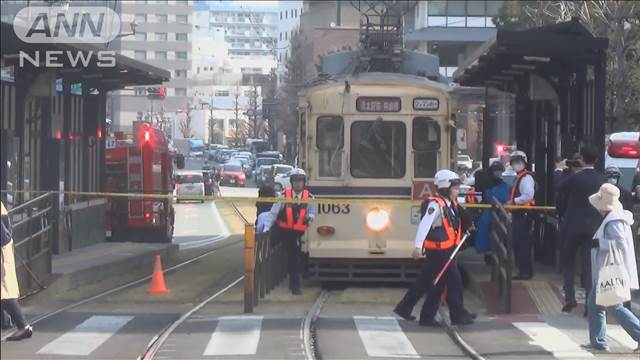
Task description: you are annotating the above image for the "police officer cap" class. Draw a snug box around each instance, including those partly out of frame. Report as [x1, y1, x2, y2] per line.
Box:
[434, 169, 461, 189]
[289, 168, 306, 181]
[510, 150, 528, 164]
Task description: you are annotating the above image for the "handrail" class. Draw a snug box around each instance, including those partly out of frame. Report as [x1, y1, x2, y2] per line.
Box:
[489, 199, 513, 313]
[7, 192, 54, 214]
[244, 229, 287, 313]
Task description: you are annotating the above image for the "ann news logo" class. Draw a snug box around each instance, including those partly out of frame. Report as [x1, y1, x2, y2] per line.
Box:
[13, 6, 121, 68]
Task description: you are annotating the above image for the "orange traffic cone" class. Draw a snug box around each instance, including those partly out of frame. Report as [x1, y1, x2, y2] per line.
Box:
[148, 255, 169, 294]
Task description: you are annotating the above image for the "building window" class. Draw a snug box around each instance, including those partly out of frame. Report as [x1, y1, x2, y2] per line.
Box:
[134, 50, 146, 60]
[486, 1, 503, 16]
[467, 1, 486, 15]
[295, 9, 298, 17]
[176, 33, 188, 41]
[155, 32, 167, 41]
[155, 51, 167, 60]
[156, 14, 167, 23]
[285, 32, 287, 40]
[280, 11, 282, 20]
[135, 32, 147, 41]
[285, 10, 288, 19]
[135, 14, 147, 23]
[175, 70, 187, 78]
[291, 9, 294, 18]
[176, 51, 187, 60]
[215, 90, 230, 97]
[244, 90, 256, 97]
[176, 14, 188, 24]
[428, 1, 447, 15]
[279, 32, 282, 41]
[175, 88, 187, 96]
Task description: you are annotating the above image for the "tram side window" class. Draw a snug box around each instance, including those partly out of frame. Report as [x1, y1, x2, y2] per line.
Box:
[316, 116, 344, 177]
[299, 112, 306, 168]
[413, 117, 440, 178]
[351, 121, 406, 178]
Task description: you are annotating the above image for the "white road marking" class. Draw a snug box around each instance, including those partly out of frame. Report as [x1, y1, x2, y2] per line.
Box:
[607, 325, 637, 349]
[513, 322, 594, 359]
[37, 315, 133, 356]
[353, 316, 419, 359]
[175, 200, 230, 249]
[203, 316, 263, 356]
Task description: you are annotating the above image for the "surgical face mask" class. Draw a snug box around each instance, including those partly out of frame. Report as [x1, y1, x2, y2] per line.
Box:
[607, 177, 618, 185]
[512, 162, 525, 172]
[492, 171, 503, 179]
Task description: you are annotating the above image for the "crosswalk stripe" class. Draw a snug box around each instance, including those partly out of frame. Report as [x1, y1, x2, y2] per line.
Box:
[513, 322, 594, 359]
[607, 325, 637, 349]
[203, 316, 263, 356]
[353, 316, 419, 359]
[37, 315, 133, 356]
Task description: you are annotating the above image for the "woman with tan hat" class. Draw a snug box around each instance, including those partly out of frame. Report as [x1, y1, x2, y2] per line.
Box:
[583, 184, 639, 352]
[1, 201, 33, 341]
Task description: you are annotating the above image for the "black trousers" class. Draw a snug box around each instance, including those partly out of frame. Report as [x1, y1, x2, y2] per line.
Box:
[275, 227, 302, 292]
[1, 299, 28, 330]
[562, 235, 592, 304]
[395, 249, 465, 322]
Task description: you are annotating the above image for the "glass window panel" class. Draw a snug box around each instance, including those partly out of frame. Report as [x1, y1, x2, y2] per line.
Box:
[467, 1, 486, 15]
[413, 118, 440, 178]
[135, 32, 147, 41]
[176, 15, 188, 24]
[351, 121, 406, 178]
[447, 16, 466, 27]
[155, 51, 167, 60]
[175, 88, 187, 96]
[447, 1, 466, 15]
[135, 14, 147, 23]
[427, 16, 447, 27]
[467, 17, 486, 27]
[155, 32, 167, 41]
[134, 51, 146, 60]
[176, 51, 187, 59]
[317, 116, 344, 177]
[485, 17, 496, 27]
[486, 1, 503, 16]
[176, 33, 188, 41]
[428, 1, 447, 15]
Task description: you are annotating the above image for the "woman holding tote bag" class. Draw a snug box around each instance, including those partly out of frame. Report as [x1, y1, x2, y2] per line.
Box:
[583, 184, 639, 352]
[1, 201, 33, 341]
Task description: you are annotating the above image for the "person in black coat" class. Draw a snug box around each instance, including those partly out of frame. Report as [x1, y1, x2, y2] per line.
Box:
[557, 144, 607, 313]
[605, 166, 635, 211]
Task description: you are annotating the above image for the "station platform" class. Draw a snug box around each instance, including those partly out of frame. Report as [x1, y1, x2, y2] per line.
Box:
[27, 242, 179, 304]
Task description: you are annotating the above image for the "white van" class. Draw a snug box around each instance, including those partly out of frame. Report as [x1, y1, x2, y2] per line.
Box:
[604, 132, 639, 192]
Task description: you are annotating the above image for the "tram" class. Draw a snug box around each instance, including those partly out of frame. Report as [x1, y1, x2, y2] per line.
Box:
[299, 72, 458, 281]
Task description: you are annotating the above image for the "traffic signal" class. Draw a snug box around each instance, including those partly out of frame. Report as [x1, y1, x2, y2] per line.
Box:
[144, 129, 151, 143]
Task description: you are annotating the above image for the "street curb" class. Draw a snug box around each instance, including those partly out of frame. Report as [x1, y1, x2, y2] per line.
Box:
[26, 243, 180, 303]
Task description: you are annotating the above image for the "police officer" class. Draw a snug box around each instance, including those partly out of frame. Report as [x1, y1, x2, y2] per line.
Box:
[507, 150, 536, 280]
[605, 166, 635, 211]
[269, 169, 316, 295]
[394, 170, 474, 326]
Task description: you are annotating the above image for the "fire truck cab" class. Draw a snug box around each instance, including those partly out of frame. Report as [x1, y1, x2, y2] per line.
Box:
[104, 122, 183, 242]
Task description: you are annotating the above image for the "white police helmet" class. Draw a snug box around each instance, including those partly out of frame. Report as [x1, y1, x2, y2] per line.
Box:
[510, 150, 528, 164]
[434, 169, 461, 189]
[289, 168, 306, 182]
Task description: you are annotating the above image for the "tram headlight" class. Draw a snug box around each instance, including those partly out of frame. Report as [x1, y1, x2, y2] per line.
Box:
[366, 208, 390, 232]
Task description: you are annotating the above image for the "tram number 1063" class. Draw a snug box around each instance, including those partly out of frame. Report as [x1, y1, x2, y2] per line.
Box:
[318, 204, 351, 215]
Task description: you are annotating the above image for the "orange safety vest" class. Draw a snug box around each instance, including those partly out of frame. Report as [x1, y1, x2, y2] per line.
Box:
[466, 187, 477, 204]
[510, 170, 536, 206]
[422, 196, 463, 251]
[276, 187, 310, 233]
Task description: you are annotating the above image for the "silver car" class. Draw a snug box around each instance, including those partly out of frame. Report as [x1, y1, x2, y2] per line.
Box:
[175, 171, 205, 203]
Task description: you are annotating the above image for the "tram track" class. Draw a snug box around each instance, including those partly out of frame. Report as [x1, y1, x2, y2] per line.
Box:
[0, 237, 243, 342]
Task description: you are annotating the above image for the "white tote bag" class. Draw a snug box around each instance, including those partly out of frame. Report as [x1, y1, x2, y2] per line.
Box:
[595, 244, 631, 307]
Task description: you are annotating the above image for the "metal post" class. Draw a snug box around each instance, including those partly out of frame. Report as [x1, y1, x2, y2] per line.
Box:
[593, 51, 606, 171]
[244, 223, 255, 313]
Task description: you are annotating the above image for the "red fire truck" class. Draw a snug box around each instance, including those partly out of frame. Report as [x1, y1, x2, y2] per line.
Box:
[104, 122, 184, 242]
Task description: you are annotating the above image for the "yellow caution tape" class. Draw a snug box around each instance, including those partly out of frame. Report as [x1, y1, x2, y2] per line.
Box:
[0, 189, 557, 211]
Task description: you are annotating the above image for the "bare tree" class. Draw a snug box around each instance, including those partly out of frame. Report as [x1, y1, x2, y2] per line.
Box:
[231, 83, 246, 146]
[178, 103, 194, 138]
[277, 29, 305, 160]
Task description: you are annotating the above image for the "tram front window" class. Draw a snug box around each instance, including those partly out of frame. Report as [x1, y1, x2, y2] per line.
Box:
[317, 116, 344, 177]
[413, 117, 440, 178]
[351, 120, 406, 178]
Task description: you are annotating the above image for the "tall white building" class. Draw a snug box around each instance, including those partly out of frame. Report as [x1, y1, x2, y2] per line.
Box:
[110, 0, 193, 133]
[276, 1, 303, 85]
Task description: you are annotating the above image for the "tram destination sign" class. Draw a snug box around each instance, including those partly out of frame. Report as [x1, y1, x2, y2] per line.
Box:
[356, 97, 401, 112]
[413, 98, 439, 111]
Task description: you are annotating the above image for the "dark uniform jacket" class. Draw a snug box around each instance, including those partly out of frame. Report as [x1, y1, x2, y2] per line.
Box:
[557, 168, 607, 241]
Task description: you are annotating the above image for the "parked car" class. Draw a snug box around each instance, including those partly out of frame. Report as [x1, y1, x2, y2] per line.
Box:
[220, 162, 246, 187]
[256, 165, 274, 187]
[272, 165, 293, 192]
[216, 149, 236, 164]
[231, 154, 253, 177]
[175, 171, 205, 203]
[457, 154, 473, 170]
[605, 131, 639, 193]
[253, 158, 279, 183]
[201, 170, 219, 196]
[207, 144, 226, 160]
[256, 151, 283, 162]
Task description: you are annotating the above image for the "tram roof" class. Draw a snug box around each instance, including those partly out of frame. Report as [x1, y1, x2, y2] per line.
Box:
[303, 72, 453, 96]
